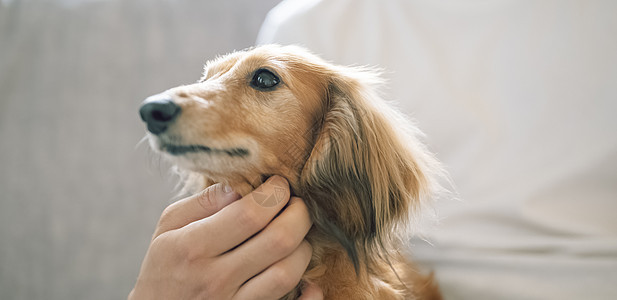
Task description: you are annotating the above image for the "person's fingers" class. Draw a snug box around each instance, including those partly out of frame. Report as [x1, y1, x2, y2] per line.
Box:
[232, 240, 313, 300]
[180, 175, 291, 257]
[153, 183, 241, 239]
[298, 281, 324, 300]
[222, 197, 312, 284]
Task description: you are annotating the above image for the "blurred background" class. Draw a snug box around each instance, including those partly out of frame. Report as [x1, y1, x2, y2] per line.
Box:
[0, 0, 279, 299]
[2, 0, 617, 300]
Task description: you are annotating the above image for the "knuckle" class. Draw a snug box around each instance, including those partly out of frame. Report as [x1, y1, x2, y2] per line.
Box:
[153, 229, 199, 263]
[270, 266, 299, 292]
[177, 231, 205, 263]
[157, 205, 175, 226]
[150, 231, 179, 257]
[183, 247, 201, 264]
[149, 233, 167, 250]
[270, 228, 297, 254]
[156, 202, 180, 231]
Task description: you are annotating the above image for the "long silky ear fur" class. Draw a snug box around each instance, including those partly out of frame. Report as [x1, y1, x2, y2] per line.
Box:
[298, 67, 442, 274]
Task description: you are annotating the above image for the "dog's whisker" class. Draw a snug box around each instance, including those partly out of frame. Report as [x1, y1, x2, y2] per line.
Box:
[135, 134, 150, 150]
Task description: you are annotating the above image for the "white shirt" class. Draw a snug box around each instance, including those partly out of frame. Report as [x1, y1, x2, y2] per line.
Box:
[257, 1, 617, 299]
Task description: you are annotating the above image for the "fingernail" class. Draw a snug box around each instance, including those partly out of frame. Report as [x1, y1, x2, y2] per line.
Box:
[251, 176, 289, 207]
[223, 184, 233, 194]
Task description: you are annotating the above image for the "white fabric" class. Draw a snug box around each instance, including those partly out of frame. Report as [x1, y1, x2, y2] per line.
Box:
[257, 1, 617, 299]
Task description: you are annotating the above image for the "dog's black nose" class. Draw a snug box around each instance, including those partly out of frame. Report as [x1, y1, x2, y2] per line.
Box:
[139, 94, 181, 135]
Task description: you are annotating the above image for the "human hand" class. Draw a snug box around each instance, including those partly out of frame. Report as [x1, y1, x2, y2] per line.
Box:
[129, 176, 323, 300]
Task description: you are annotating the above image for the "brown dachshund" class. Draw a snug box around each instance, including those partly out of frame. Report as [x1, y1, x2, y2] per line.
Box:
[140, 45, 443, 299]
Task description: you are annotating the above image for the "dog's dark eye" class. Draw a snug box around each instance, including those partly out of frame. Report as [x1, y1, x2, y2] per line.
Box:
[250, 69, 280, 90]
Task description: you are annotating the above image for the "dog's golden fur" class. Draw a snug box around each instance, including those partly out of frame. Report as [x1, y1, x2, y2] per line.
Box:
[145, 45, 442, 299]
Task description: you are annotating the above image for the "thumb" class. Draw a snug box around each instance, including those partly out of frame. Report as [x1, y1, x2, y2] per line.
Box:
[153, 183, 241, 239]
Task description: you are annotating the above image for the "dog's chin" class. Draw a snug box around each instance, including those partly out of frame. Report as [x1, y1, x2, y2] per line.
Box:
[147, 134, 254, 173]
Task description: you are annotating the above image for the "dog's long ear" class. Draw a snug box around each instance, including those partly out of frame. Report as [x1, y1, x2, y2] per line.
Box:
[298, 68, 440, 272]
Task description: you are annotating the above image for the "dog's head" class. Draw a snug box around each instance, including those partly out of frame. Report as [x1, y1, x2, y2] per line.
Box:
[140, 44, 440, 271]
[140, 45, 332, 194]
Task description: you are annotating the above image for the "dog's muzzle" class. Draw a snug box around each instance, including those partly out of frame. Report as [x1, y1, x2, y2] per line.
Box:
[139, 93, 181, 135]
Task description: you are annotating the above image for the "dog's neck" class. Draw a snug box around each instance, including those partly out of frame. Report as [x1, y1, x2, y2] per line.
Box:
[194, 167, 302, 198]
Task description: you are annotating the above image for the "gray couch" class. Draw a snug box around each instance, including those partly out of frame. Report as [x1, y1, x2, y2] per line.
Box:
[0, 1, 279, 299]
